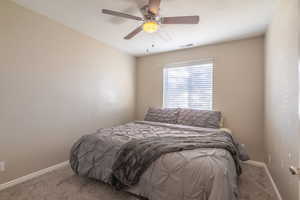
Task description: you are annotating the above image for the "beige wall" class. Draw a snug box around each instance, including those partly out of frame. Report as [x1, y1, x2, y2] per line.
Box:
[264, 0, 299, 199]
[136, 37, 265, 161]
[0, 0, 135, 184]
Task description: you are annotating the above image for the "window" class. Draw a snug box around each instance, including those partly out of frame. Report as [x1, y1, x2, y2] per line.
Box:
[163, 60, 214, 110]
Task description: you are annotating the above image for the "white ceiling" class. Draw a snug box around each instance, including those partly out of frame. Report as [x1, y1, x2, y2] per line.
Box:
[12, 0, 277, 56]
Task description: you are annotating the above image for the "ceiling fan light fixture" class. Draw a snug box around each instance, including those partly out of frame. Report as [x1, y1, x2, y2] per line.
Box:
[143, 21, 159, 33]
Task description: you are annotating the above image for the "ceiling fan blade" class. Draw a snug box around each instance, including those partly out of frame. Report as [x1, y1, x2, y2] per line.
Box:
[124, 25, 143, 40]
[148, 0, 161, 15]
[102, 9, 143, 21]
[162, 16, 200, 24]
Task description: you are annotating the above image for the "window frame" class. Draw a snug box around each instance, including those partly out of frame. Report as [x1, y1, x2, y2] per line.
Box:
[162, 58, 215, 110]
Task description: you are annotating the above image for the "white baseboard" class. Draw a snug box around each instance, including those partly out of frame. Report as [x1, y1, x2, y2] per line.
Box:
[244, 160, 266, 168]
[245, 160, 282, 200]
[0, 161, 69, 191]
[0, 159, 282, 200]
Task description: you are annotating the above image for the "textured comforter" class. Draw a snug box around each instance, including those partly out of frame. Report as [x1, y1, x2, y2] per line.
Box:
[70, 121, 240, 200]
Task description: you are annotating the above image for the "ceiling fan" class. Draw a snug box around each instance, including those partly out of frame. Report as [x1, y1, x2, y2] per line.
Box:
[102, 0, 200, 40]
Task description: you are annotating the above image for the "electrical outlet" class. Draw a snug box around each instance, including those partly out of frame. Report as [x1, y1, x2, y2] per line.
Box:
[268, 155, 272, 164]
[288, 153, 292, 160]
[0, 161, 5, 172]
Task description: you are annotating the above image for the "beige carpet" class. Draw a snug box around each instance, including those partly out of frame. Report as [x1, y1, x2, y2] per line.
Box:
[0, 163, 278, 200]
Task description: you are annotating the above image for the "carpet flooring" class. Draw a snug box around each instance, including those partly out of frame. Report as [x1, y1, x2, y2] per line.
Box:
[0, 163, 278, 200]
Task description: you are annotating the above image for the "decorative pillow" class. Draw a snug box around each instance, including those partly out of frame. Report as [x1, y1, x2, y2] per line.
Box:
[177, 109, 222, 129]
[144, 107, 179, 124]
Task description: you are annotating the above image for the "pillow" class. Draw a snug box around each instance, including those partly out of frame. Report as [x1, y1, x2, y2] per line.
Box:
[177, 109, 222, 129]
[144, 107, 179, 124]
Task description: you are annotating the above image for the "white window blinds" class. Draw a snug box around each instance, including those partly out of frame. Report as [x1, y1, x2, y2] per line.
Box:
[163, 61, 214, 110]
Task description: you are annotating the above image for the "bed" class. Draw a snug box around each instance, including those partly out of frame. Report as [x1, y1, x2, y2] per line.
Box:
[70, 108, 248, 200]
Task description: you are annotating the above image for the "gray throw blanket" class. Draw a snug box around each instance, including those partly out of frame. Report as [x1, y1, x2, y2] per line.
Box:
[111, 131, 241, 189]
